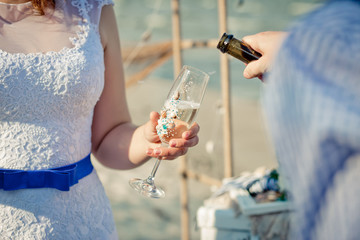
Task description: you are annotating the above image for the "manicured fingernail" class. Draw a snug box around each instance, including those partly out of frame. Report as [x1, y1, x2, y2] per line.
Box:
[244, 71, 250, 78]
[183, 132, 190, 139]
[154, 149, 161, 155]
[170, 141, 176, 147]
[146, 149, 153, 155]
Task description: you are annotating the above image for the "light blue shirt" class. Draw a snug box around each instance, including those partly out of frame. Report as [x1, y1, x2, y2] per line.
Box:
[262, 0, 360, 239]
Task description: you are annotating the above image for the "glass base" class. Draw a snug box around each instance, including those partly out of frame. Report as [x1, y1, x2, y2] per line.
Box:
[129, 177, 165, 199]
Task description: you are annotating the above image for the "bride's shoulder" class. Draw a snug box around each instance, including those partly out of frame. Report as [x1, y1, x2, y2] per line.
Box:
[66, 0, 114, 8]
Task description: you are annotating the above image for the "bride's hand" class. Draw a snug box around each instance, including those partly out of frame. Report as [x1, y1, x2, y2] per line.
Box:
[144, 111, 200, 160]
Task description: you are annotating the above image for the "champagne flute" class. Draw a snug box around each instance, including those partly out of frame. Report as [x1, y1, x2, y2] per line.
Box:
[129, 65, 209, 198]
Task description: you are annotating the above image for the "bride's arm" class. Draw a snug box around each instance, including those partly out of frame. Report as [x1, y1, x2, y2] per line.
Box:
[91, 5, 199, 170]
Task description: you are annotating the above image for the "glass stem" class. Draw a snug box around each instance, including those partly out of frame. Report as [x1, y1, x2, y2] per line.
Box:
[147, 143, 167, 183]
[149, 158, 161, 181]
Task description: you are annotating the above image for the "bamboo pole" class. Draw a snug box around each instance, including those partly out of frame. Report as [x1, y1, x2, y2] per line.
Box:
[122, 41, 173, 63]
[122, 39, 218, 63]
[218, 0, 233, 178]
[172, 0, 182, 74]
[123, 39, 219, 87]
[181, 39, 218, 49]
[186, 169, 222, 187]
[171, 1, 190, 240]
[125, 51, 173, 88]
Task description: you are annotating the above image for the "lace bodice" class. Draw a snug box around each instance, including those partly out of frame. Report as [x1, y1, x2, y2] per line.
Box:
[0, 0, 118, 239]
[0, 0, 111, 169]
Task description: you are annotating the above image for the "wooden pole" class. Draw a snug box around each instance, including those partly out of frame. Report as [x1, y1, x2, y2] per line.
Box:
[172, 0, 182, 74]
[171, 1, 189, 240]
[218, 0, 233, 178]
[186, 169, 222, 187]
[125, 51, 173, 88]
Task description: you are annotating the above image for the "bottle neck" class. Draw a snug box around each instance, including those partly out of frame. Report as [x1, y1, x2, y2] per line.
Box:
[217, 33, 233, 53]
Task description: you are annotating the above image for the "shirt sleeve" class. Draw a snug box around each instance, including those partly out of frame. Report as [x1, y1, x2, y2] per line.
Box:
[261, 0, 360, 239]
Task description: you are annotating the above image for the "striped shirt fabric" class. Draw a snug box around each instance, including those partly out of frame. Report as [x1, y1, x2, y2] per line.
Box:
[262, 0, 360, 239]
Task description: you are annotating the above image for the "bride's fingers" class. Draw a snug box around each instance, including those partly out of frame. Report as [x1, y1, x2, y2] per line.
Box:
[145, 147, 188, 160]
[169, 136, 199, 148]
[162, 147, 188, 160]
[183, 122, 200, 139]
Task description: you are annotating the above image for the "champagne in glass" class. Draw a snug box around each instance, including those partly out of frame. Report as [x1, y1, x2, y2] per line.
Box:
[129, 65, 209, 198]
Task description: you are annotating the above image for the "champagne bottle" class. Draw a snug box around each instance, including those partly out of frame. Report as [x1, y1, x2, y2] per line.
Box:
[217, 32, 262, 64]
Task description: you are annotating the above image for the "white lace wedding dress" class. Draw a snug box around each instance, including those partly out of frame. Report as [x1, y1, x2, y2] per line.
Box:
[0, 0, 118, 238]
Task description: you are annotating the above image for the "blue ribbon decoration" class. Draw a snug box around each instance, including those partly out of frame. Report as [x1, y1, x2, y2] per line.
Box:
[0, 154, 93, 191]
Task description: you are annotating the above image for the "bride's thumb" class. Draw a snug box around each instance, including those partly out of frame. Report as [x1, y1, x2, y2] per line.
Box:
[144, 112, 160, 143]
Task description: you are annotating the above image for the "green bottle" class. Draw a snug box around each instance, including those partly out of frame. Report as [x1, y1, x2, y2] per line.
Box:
[217, 32, 262, 64]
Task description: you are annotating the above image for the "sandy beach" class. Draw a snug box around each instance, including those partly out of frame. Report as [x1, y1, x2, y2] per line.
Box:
[92, 76, 278, 240]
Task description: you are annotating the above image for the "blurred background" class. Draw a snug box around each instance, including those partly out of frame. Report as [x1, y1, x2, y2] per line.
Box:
[92, 0, 324, 239]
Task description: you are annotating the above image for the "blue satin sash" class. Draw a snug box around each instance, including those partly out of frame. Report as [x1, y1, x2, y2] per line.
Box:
[0, 154, 93, 191]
